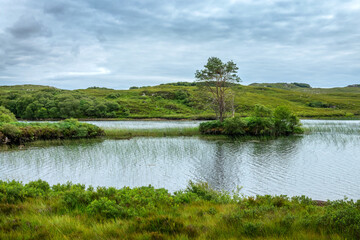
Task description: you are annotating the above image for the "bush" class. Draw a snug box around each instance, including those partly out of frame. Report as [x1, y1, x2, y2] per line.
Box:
[253, 104, 273, 118]
[0, 106, 17, 123]
[246, 117, 274, 136]
[0, 123, 21, 143]
[199, 105, 301, 137]
[307, 101, 330, 108]
[223, 117, 246, 136]
[25, 180, 51, 197]
[273, 106, 301, 136]
[199, 120, 224, 134]
[0, 119, 104, 145]
[61, 184, 93, 210]
[293, 82, 311, 88]
[87, 197, 121, 219]
[182, 181, 232, 203]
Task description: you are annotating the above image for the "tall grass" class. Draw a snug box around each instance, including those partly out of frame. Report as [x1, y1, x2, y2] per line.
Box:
[104, 127, 200, 139]
[303, 121, 360, 134]
[0, 180, 359, 239]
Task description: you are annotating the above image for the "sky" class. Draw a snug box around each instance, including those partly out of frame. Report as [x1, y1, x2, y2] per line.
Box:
[0, 0, 359, 89]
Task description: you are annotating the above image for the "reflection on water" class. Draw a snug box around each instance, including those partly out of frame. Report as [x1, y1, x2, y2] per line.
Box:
[1, 120, 360, 200]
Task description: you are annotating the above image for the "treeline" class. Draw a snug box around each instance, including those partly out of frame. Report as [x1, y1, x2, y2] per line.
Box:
[0, 88, 128, 120]
[0, 180, 359, 239]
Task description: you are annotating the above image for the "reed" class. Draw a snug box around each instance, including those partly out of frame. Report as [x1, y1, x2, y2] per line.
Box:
[104, 127, 201, 139]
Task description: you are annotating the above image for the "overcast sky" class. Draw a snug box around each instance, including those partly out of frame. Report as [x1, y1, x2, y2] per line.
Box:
[0, 0, 359, 89]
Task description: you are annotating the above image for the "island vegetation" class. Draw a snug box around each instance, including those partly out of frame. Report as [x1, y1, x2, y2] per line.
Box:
[0, 108, 103, 145]
[200, 104, 302, 137]
[0, 180, 359, 239]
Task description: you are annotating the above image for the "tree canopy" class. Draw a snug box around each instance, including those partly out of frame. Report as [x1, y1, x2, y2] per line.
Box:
[195, 57, 241, 121]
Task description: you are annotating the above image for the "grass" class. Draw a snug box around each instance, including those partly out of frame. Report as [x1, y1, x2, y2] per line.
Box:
[104, 127, 201, 139]
[303, 121, 360, 134]
[0, 180, 359, 239]
[2, 83, 360, 120]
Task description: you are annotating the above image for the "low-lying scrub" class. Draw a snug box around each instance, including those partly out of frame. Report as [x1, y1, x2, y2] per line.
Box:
[0, 180, 359, 239]
[200, 105, 303, 136]
[0, 119, 104, 144]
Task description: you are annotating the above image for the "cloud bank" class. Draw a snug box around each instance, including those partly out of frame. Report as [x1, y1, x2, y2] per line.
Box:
[0, 0, 359, 89]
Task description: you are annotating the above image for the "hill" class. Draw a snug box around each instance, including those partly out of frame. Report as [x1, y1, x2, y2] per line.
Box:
[0, 83, 360, 119]
[249, 82, 311, 89]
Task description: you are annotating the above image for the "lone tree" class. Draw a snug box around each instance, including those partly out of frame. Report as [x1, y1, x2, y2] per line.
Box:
[195, 57, 241, 122]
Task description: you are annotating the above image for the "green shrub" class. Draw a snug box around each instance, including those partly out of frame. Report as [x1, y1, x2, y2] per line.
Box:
[199, 120, 224, 134]
[243, 222, 264, 237]
[87, 197, 121, 219]
[173, 191, 199, 204]
[0, 180, 26, 203]
[0, 106, 17, 123]
[293, 82, 311, 88]
[273, 106, 301, 136]
[223, 117, 246, 136]
[24, 180, 51, 197]
[199, 105, 301, 137]
[114, 186, 174, 218]
[246, 117, 274, 136]
[307, 101, 330, 108]
[182, 181, 232, 203]
[253, 104, 273, 118]
[0, 123, 21, 143]
[0, 119, 104, 145]
[61, 184, 93, 210]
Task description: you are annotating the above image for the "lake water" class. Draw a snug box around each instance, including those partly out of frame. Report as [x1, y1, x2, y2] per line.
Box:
[1, 120, 360, 200]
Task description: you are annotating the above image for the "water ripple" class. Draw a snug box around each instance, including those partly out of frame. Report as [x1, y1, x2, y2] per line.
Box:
[1, 120, 360, 200]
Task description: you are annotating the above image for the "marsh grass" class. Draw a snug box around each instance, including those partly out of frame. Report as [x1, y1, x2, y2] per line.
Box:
[303, 121, 360, 134]
[104, 127, 201, 139]
[0, 180, 359, 239]
[0, 138, 105, 152]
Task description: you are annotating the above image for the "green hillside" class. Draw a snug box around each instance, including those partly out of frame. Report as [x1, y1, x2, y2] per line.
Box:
[0, 83, 359, 120]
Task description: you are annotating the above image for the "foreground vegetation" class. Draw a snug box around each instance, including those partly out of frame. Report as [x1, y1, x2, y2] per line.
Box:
[0, 180, 359, 239]
[1, 82, 360, 120]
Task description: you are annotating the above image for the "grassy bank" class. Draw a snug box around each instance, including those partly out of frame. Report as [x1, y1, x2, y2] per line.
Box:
[0, 180, 359, 239]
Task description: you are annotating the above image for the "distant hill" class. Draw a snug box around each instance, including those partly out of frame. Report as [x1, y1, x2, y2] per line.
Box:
[347, 84, 360, 88]
[1, 82, 360, 119]
[0, 84, 57, 91]
[249, 82, 311, 89]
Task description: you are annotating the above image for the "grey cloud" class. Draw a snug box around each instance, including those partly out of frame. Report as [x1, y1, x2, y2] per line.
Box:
[44, 2, 68, 15]
[7, 15, 51, 39]
[0, 0, 359, 88]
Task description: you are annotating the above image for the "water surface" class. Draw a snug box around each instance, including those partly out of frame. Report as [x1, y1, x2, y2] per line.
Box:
[1, 120, 360, 200]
